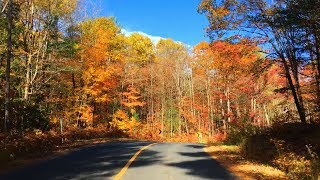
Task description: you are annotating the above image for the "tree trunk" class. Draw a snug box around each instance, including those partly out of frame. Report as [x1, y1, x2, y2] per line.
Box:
[206, 75, 212, 136]
[161, 97, 164, 137]
[72, 73, 76, 90]
[176, 75, 182, 135]
[4, 0, 13, 132]
[170, 88, 173, 138]
[280, 54, 307, 123]
[150, 65, 154, 131]
[24, 55, 31, 100]
[226, 87, 231, 123]
[220, 97, 226, 136]
[263, 104, 270, 126]
[189, 73, 196, 130]
[311, 27, 320, 118]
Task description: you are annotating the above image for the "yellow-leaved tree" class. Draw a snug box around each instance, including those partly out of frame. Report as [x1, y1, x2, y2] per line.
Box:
[110, 85, 145, 133]
[76, 17, 126, 125]
[110, 110, 139, 133]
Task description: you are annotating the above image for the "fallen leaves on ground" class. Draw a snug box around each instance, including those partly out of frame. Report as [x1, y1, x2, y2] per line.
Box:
[204, 145, 287, 180]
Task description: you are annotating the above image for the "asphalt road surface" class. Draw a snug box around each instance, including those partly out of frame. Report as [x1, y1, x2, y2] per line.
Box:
[1, 141, 235, 180]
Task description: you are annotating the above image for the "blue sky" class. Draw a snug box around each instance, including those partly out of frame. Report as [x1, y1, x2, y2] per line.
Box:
[95, 0, 209, 46]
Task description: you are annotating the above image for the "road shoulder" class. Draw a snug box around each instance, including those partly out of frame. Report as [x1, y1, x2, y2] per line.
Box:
[204, 145, 287, 179]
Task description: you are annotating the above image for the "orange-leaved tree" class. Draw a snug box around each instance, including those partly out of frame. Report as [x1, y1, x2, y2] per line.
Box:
[77, 17, 126, 125]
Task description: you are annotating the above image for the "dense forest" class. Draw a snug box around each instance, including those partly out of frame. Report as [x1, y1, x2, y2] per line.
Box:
[1, 0, 319, 137]
[0, 0, 319, 179]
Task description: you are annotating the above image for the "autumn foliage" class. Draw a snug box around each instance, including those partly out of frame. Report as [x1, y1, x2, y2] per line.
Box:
[0, 0, 319, 178]
[0, 12, 308, 141]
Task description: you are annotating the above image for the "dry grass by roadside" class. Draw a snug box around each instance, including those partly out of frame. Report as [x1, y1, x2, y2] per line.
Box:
[204, 145, 287, 180]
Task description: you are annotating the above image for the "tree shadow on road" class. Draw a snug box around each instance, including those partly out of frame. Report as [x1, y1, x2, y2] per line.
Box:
[1, 141, 161, 180]
[186, 144, 206, 149]
[166, 147, 235, 179]
[2, 142, 236, 180]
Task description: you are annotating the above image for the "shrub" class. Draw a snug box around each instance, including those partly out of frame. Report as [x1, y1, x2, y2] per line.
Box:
[0, 99, 50, 131]
[306, 145, 320, 180]
[213, 131, 226, 143]
[224, 120, 258, 145]
[274, 152, 312, 180]
[0, 127, 129, 163]
[20, 103, 50, 131]
[241, 134, 277, 163]
[241, 123, 320, 179]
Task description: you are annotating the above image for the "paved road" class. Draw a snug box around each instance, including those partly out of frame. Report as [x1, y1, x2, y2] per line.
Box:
[1, 141, 235, 180]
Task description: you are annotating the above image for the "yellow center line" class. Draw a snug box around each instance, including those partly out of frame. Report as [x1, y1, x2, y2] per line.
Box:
[113, 143, 157, 180]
